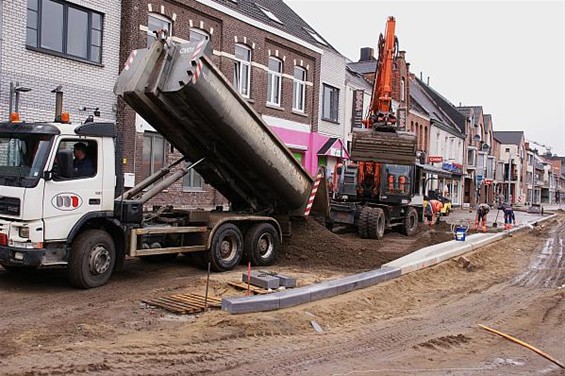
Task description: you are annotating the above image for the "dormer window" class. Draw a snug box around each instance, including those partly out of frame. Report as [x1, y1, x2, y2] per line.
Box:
[256, 4, 283, 24]
[304, 28, 327, 46]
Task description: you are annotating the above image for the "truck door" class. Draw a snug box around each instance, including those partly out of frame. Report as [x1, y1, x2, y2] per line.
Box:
[42, 138, 103, 241]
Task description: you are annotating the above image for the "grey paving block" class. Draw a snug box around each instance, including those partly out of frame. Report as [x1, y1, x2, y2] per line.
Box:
[323, 275, 365, 294]
[277, 288, 312, 309]
[242, 270, 280, 289]
[275, 273, 297, 288]
[358, 267, 401, 288]
[222, 294, 280, 314]
[308, 281, 338, 301]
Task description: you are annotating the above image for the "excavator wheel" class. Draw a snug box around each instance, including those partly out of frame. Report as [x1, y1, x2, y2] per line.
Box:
[400, 207, 419, 236]
[358, 206, 371, 239]
[244, 223, 279, 266]
[209, 223, 243, 272]
[368, 208, 385, 240]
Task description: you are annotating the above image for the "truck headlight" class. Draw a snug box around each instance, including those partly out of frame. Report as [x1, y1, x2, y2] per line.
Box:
[19, 227, 30, 239]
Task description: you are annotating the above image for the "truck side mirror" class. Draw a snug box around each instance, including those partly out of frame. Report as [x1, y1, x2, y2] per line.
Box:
[43, 171, 53, 181]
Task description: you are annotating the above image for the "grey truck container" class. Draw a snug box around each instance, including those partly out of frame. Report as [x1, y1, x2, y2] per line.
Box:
[114, 37, 324, 216]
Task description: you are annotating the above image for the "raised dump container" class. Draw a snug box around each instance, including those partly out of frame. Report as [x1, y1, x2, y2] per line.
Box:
[114, 37, 316, 215]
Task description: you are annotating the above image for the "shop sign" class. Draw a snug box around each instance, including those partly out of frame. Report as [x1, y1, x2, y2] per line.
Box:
[351, 90, 364, 130]
[428, 156, 443, 163]
[442, 162, 463, 174]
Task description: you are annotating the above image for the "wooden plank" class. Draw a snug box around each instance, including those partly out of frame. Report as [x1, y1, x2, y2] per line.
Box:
[171, 294, 221, 307]
[227, 281, 269, 295]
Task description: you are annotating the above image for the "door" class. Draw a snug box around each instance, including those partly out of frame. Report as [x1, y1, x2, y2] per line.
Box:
[43, 138, 103, 241]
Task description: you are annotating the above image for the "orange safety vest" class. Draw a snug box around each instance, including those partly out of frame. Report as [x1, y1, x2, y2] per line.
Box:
[388, 174, 395, 190]
[398, 175, 406, 192]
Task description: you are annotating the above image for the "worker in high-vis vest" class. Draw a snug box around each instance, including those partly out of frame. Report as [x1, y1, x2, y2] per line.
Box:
[398, 175, 407, 193]
[474, 203, 490, 232]
[388, 174, 395, 191]
[424, 196, 443, 226]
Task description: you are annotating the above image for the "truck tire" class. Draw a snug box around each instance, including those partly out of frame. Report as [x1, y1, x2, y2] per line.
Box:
[368, 208, 385, 240]
[244, 223, 279, 266]
[209, 223, 243, 272]
[68, 229, 115, 289]
[358, 206, 371, 239]
[401, 207, 419, 236]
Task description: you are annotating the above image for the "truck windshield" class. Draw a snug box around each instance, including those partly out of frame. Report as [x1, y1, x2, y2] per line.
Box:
[383, 164, 413, 195]
[0, 134, 53, 188]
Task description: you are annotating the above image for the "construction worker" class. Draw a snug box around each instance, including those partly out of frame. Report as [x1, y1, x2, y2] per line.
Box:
[424, 196, 443, 226]
[502, 203, 516, 230]
[474, 203, 490, 232]
[388, 173, 395, 191]
[398, 175, 407, 193]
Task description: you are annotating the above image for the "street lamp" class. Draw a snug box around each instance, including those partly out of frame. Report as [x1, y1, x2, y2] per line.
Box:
[9, 81, 32, 114]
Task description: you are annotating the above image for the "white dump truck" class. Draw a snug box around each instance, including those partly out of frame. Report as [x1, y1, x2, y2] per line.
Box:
[0, 35, 328, 288]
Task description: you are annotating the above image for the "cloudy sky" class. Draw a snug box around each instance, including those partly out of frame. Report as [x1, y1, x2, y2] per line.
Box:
[285, 0, 565, 156]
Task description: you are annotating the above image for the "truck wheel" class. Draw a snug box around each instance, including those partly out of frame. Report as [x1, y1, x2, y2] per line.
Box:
[368, 208, 385, 239]
[401, 207, 419, 236]
[244, 223, 279, 266]
[68, 229, 115, 289]
[210, 223, 243, 272]
[358, 206, 371, 239]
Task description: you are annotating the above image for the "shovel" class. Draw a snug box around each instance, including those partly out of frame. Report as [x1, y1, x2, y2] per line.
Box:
[492, 209, 500, 228]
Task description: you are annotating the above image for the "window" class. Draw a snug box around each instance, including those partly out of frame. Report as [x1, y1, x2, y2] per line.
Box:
[400, 77, 405, 101]
[304, 28, 327, 46]
[257, 5, 283, 24]
[234, 44, 251, 97]
[183, 161, 204, 190]
[189, 28, 208, 43]
[322, 84, 339, 122]
[147, 13, 171, 47]
[293, 66, 306, 112]
[26, 0, 102, 63]
[54, 139, 97, 180]
[142, 133, 166, 180]
[267, 57, 282, 106]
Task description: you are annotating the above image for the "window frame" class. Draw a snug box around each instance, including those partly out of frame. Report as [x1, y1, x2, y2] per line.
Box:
[147, 12, 171, 47]
[292, 66, 306, 112]
[26, 0, 103, 64]
[141, 132, 166, 180]
[322, 83, 339, 123]
[189, 28, 208, 43]
[234, 44, 251, 98]
[182, 162, 205, 191]
[267, 56, 283, 106]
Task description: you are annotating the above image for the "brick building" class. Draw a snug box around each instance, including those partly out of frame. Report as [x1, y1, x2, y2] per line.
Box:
[0, 0, 121, 123]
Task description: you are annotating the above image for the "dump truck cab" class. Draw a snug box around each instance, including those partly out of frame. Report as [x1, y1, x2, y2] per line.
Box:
[0, 120, 117, 270]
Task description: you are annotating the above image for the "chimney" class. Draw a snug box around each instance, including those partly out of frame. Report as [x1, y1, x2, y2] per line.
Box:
[398, 50, 406, 59]
[419, 72, 423, 80]
[427, 76, 429, 85]
[359, 47, 375, 61]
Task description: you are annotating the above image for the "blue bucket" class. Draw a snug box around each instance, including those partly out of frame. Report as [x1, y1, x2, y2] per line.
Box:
[455, 226, 466, 241]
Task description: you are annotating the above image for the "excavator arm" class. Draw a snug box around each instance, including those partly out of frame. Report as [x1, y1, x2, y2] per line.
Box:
[363, 16, 399, 129]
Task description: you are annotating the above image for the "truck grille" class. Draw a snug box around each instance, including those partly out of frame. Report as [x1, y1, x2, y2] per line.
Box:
[0, 197, 21, 216]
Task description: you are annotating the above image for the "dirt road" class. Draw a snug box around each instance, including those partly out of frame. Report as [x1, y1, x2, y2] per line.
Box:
[1, 215, 563, 375]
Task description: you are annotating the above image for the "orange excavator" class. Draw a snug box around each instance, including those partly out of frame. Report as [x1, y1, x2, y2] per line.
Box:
[329, 17, 420, 240]
[363, 15, 399, 129]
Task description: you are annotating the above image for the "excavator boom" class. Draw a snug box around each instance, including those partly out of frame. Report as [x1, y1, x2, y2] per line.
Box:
[364, 16, 398, 129]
